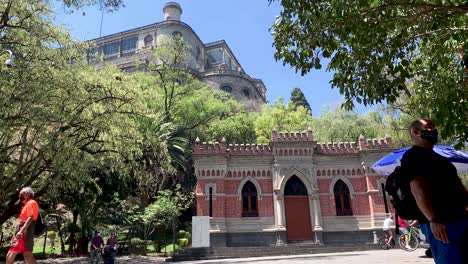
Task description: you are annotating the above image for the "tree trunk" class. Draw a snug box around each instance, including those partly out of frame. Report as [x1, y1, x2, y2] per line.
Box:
[42, 230, 48, 256]
[53, 202, 66, 255]
[68, 210, 78, 254]
[0, 195, 22, 225]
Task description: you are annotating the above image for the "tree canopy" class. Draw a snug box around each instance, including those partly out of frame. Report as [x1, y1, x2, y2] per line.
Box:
[255, 98, 314, 143]
[290, 87, 312, 114]
[270, 0, 468, 147]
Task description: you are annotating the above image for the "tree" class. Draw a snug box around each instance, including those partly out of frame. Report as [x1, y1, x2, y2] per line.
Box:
[204, 112, 257, 144]
[0, 1, 143, 224]
[290, 87, 312, 114]
[255, 98, 313, 143]
[60, 0, 124, 12]
[270, 0, 468, 147]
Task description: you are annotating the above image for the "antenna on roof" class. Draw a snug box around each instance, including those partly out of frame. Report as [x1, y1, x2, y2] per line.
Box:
[99, 0, 104, 37]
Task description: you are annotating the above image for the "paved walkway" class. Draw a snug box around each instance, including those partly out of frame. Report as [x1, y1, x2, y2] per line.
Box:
[0, 255, 166, 264]
[1, 249, 434, 263]
[181, 249, 433, 264]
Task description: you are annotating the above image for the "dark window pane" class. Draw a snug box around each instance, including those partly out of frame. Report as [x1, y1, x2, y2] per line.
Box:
[285, 176, 308, 195]
[343, 195, 350, 209]
[221, 85, 232, 93]
[251, 196, 257, 211]
[122, 37, 138, 54]
[335, 194, 342, 210]
[242, 195, 249, 211]
[103, 41, 119, 56]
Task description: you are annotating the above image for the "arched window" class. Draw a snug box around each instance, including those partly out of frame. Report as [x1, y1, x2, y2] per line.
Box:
[242, 181, 258, 217]
[220, 85, 232, 93]
[334, 180, 353, 216]
[144, 34, 153, 46]
[242, 89, 250, 98]
[285, 176, 308, 195]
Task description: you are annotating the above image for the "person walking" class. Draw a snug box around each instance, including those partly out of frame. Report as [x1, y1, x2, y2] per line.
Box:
[90, 230, 104, 264]
[401, 119, 468, 264]
[6, 187, 39, 264]
[382, 214, 394, 247]
[106, 231, 118, 264]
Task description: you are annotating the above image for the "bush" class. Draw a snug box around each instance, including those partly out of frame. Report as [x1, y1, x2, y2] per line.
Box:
[178, 230, 191, 241]
[130, 238, 144, 245]
[178, 238, 188, 247]
[47, 231, 57, 240]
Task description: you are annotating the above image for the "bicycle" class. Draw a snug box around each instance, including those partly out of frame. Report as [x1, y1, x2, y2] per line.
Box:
[378, 232, 396, 250]
[398, 227, 420, 251]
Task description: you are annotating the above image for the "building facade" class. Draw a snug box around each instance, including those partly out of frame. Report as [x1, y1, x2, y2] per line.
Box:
[87, 2, 266, 110]
[194, 129, 394, 247]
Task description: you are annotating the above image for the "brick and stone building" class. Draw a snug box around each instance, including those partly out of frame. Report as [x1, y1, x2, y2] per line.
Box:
[194, 129, 394, 246]
[87, 2, 266, 110]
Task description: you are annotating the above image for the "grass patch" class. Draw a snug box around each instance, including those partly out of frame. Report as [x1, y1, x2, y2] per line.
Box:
[162, 244, 180, 253]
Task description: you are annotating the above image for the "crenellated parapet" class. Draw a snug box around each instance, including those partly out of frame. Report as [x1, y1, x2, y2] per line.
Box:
[315, 134, 393, 154]
[193, 137, 272, 155]
[315, 142, 359, 154]
[271, 127, 313, 142]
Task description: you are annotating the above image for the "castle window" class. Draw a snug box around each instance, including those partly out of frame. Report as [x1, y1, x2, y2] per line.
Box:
[207, 49, 223, 64]
[172, 31, 182, 38]
[144, 34, 153, 46]
[334, 180, 353, 216]
[243, 89, 250, 98]
[242, 181, 258, 217]
[209, 187, 213, 217]
[220, 85, 232, 93]
[103, 41, 120, 58]
[121, 37, 138, 55]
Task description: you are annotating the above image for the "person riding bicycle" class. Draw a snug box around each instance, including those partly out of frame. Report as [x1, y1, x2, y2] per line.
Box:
[398, 216, 412, 249]
[382, 214, 394, 247]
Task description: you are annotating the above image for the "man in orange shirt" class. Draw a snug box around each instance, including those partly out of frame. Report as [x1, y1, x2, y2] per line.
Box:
[6, 187, 39, 264]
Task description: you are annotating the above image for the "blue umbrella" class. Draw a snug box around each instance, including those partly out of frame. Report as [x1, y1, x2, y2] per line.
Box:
[372, 145, 468, 175]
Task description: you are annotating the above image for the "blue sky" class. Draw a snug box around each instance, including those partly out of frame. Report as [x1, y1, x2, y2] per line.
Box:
[54, 0, 348, 117]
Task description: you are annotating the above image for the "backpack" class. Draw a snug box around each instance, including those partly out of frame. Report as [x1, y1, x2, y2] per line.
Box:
[384, 166, 421, 220]
[34, 213, 47, 237]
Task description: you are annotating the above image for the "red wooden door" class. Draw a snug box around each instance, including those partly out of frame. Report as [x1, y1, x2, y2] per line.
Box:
[284, 196, 313, 241]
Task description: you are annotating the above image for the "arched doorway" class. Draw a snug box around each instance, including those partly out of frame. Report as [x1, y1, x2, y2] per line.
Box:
[284, 175, 313, 241]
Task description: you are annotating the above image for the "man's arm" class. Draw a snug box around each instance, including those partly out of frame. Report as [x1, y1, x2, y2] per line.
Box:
[410, 175, 448, 243]
[17, 216, 33, 237]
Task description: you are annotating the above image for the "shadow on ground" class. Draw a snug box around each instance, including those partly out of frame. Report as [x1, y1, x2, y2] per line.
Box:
[0, 256, 166, 264]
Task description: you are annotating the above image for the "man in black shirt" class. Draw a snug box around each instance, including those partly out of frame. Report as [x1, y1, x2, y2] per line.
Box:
[401, 119, 468, 264]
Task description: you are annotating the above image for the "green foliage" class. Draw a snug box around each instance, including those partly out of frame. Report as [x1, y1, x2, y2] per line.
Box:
[47, 231, 57, 240]
[313, 106, 385, 143]
[204, 112, 257, 143]
[60, 0, 124, 12]
[0, 0, 144, 223]
[290, 87, 312, 114]
[255, 98, 314, 143]
[178, 238, 188, 247]
[140, 184, 194, 228]
[270, 0, 468, 147]
[162, 243, 180, 253]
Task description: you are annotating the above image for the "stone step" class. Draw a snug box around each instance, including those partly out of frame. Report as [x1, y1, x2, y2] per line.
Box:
[168, 244, 379, 262]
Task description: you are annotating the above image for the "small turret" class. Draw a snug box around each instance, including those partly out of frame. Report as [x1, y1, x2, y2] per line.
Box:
[163, 2, 182, 21]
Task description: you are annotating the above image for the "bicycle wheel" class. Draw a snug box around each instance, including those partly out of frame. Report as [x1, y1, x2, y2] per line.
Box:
[378, 236, 392, 250]
[400, 233, 419, 251]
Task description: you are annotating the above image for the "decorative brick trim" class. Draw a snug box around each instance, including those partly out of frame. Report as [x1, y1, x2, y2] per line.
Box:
[237, 177, 263, 200]
[328, 176, 355, 199]
[204, 183, 216, 201]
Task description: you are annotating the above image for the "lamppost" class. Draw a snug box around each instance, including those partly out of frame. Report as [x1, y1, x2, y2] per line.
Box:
[0, 49, 14, 67]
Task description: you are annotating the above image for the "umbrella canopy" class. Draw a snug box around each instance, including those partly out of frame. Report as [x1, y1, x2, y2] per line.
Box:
[372, 145, 468, 175]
